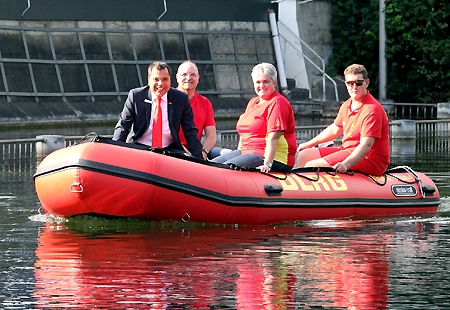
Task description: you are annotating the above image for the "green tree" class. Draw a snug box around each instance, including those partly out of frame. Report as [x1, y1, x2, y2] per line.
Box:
[329, 0, 380, 94]
[385, 0, 450, 102]
[329, 0, 450, 103]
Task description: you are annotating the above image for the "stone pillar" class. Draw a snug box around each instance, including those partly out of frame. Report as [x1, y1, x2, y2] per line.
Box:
[36, 135, 65, 159]
[437, 102, 450, 119]
[390, 120, 416, 159]
[216, 130, 222, 148]
[390, 120, 416, 139]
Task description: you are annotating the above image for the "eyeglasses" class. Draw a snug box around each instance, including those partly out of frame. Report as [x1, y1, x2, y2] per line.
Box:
[179, 73, 198, 78]
[345, 79, 365, 87]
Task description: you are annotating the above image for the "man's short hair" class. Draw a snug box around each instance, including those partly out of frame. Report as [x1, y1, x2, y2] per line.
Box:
[148, 61, 172, 76]
[344, 64, 368, 79]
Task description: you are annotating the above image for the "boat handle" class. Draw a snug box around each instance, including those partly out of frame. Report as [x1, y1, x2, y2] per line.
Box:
[264, 184, 283, 196]
[70, 183, 84, 193]
[182, 213, 190, 222]
[71, 174, 84, 193]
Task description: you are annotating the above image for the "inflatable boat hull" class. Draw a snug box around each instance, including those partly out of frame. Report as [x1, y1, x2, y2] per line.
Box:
[33, 138, 440, 225]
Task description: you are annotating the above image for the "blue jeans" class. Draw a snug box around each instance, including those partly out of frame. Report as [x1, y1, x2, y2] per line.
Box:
[211, 149, 292, 171]
[208, 147, 232, 160]
[211, 150, 263, 169]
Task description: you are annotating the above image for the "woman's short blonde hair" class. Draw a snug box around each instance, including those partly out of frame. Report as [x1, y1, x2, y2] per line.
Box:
[251, 62, 278, 83]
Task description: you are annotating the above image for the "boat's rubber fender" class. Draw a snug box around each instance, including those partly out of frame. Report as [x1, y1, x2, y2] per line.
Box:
[422, 185, 436, 196]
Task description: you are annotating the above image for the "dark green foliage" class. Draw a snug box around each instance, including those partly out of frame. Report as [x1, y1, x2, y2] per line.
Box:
[329, 0, 380, 88]
[329, 0, 450, 103]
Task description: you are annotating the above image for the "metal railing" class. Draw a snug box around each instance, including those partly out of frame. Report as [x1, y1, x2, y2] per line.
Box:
[383, 102, 437, 119]
[1, 138, 38, 175]
[1, 120, 449, 174]
[218, 125, 328, 149]
[277, 21, 339, 102]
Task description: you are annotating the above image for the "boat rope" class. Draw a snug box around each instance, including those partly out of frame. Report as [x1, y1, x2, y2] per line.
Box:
[345, 166, 427, 196]
[288, 167, 358, 183]
[387, 166, 425, 198]
[287, 166, 426, 189]
[215, 163, 428, 197]
[75, 132, 100, 145]
[380, 166, 421, 187]
[345, 169, 389, 186]
[291, 167, 329, 182]
[383, 172, 416, 184]
[262, 172, 289, 180]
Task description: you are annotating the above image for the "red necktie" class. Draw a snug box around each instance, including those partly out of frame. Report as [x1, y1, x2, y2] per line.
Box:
[152, 97, 163, 147]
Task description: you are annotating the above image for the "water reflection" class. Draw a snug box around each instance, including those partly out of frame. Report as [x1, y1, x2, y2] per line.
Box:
[34, 221, 397, 308]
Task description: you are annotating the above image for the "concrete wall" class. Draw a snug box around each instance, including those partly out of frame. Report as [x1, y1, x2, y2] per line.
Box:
[296, 1, 333, 77]
[0, 19, 275, 122]
[296, 0, 336, 101]
[276, 0, 343, 103]
[0, 0, 280, 123]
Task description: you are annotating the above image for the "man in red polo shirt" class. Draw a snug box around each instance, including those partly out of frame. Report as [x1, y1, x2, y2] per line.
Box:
[176, 61, 216, 160]
[296, 64, 390, 175]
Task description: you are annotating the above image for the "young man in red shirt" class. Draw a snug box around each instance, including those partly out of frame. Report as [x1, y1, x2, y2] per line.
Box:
[296, 64, 390, 176]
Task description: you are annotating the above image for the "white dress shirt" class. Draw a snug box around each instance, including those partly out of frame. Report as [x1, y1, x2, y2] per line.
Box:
[138, 93, 174, 147]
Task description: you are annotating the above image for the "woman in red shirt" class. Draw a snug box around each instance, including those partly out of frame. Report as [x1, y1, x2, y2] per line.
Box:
[211, 63, 296, 173]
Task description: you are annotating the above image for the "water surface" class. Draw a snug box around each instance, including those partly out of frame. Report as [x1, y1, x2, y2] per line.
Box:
[1, 126, 450, 308]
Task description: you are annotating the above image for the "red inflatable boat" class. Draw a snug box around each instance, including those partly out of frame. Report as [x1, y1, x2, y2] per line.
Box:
[33, 134, 440, 225]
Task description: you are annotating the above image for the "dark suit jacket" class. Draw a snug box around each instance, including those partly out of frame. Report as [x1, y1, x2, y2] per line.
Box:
[113, 86, 203, 159]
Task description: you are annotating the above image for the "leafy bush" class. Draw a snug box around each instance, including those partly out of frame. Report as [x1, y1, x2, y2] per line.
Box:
[329, 0, 450, 103]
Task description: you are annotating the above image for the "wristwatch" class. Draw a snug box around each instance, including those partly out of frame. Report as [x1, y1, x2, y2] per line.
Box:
[202, 149, 209, 155]
[264, 162, 272, 168]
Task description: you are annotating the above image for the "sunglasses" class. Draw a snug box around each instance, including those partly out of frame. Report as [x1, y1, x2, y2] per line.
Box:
[345, 79, 365, 87]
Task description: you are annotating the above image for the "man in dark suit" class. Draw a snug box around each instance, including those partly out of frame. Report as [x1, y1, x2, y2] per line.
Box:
[113, 61, 203, 159]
